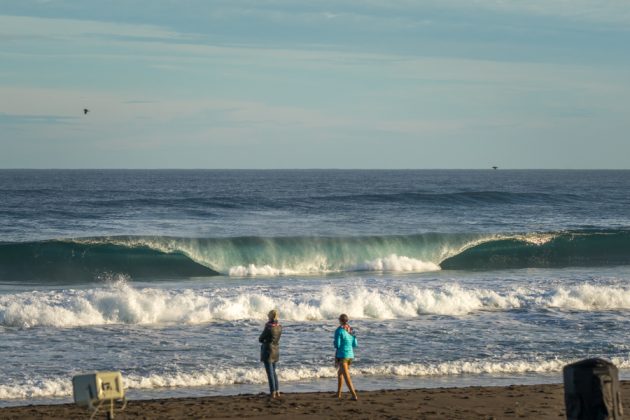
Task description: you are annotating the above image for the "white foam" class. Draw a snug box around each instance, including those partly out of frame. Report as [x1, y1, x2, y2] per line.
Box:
[547, 284, 630, 310]
[0, 282, 522, 328]
[3, 281, 630, 329]
[355, 254, 441, 273]
[230, 265, 277, 276]
[227, 255, 440, 277]
[228, 264, 299, 277]
[0, 377, 71, 400]
[4, 357, 630, 400]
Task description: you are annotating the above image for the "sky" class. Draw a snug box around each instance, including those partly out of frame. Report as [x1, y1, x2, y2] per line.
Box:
[1, 0, 629, 169]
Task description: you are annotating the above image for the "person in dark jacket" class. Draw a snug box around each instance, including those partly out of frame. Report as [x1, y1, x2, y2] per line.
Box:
[259, 309, 282, 398]
[334, 313, 358, 400]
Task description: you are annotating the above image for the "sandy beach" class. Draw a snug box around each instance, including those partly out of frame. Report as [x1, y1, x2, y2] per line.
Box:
[3, 381, 628, 419]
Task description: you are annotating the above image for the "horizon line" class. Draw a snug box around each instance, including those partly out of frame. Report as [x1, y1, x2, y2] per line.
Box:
[1, 168, 629, 171]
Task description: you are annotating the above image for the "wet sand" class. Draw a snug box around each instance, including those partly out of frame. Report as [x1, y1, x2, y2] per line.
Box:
[2, 381, 629, 419]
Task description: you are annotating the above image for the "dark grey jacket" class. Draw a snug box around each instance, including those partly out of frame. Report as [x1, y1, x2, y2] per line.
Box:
[259, 322, 282, 363]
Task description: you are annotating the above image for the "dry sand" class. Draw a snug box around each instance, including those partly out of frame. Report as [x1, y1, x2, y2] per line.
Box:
[2, 381, 629, 419]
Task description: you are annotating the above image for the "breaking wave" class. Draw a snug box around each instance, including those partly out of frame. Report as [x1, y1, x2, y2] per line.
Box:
[1, 229, 630, 282]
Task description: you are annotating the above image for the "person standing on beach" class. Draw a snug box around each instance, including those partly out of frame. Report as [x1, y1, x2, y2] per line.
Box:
[259, 309, 282, 399]
[334, 313, 359, 401]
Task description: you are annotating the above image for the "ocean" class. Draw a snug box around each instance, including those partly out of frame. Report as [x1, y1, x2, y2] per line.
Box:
[1, 169, 630, 406]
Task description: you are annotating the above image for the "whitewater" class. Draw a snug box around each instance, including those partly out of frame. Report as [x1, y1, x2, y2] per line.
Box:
[5, 276, 630, 328]
[1, 169, 630, 406]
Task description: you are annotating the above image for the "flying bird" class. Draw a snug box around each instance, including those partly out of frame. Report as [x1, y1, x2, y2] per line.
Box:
[492, 166, 498, 170]
[83, 108, 89, 115]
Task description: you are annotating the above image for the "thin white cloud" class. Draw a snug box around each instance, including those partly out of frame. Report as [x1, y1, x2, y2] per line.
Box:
[0, 14, 184, 41]
[198, 0, 630, 26]
[1, 2, 629, 168]
[461, 0, 630, 24]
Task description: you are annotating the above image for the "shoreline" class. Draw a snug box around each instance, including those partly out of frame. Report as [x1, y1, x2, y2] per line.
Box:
[4, 381, 629, 419]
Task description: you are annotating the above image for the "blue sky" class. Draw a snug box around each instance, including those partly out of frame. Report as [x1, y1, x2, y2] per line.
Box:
[1, 1, 629, 168]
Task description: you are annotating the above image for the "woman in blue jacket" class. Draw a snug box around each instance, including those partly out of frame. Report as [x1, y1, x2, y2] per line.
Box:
[334, 313, 358, 400]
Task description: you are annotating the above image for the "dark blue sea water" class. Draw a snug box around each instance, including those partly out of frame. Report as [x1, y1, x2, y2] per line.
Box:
[1, 170, 630, 405]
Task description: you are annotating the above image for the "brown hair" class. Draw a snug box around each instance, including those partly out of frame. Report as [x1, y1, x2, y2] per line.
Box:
[268, 310, 278, 321]
[338, 314, 349, 324]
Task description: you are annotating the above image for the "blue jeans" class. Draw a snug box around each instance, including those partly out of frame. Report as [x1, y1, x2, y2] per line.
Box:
[263, 361, 279, 394]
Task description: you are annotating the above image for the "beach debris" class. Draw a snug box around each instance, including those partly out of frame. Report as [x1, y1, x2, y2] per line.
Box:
[73, 371, 127, 419]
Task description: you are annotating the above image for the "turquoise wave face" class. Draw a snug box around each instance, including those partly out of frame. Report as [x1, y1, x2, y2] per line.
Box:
[0, 241, 217, 283]
[2, 230, 630, 282]
[440, 230, 630, 270]
[67, 233, 481, 277]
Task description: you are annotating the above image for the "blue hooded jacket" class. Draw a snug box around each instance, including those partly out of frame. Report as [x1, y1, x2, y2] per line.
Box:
[334, 326, 358, 359]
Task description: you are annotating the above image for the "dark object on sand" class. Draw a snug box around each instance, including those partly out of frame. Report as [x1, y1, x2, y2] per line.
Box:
[83, 108, 89, 115]
[563, 358, 623, 419]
